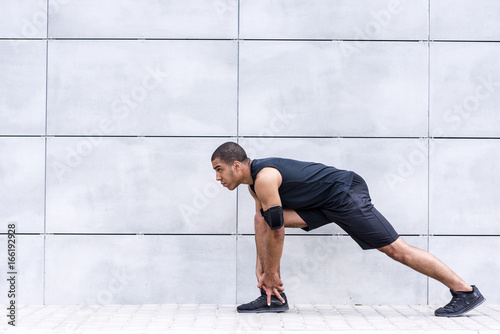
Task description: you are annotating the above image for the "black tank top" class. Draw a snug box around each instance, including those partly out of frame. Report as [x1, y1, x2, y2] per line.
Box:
[250, 157, 354, 209]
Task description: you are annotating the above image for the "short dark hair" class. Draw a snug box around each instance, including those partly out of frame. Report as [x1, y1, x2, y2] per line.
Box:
[211, 142, 249, 165]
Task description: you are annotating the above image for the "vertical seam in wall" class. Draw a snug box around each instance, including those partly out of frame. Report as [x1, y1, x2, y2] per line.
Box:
[43, 0, 50, 306]
[235, 0, 241, 304]
[236, 0, 241, 141]
[426, 0, 431, 306]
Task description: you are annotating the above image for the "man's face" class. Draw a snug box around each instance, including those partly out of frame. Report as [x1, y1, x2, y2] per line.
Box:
[212, 158, 238, 190]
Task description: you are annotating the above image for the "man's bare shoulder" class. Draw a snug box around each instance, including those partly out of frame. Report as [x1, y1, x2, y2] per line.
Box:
[255, 167, 282, 188]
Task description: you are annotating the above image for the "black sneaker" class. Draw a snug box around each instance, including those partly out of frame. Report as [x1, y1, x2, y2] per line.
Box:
[435, 285, 485, 317]
[237, 288, 289, 313]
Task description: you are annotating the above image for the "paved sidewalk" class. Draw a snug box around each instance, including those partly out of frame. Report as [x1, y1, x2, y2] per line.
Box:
[2, 304, 500, 333]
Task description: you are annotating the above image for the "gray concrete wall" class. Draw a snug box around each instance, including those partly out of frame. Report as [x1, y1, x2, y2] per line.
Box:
[1, 0, 499, 306]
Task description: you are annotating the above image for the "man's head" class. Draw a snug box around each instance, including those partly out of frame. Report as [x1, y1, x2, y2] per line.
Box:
[211, 142, 251, 190]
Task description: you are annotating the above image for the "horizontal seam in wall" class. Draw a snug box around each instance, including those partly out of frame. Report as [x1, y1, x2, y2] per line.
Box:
[2, 38, 500, 43]
[3, 233, 500, 237]
[2, 135, 500, 140]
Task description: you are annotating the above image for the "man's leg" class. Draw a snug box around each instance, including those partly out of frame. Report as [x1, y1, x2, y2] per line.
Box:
[254, 209, 307, 282]
[283, 209, 309, 228]
[378, 237, 471, 291]
[254, 211, 267, 282]
[237, 211, 297, 313]
[281, 211, 471, 291]
[378, 237, 485, 316]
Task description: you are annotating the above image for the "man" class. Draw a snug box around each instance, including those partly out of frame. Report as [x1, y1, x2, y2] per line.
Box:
[211, 141, 485, 317]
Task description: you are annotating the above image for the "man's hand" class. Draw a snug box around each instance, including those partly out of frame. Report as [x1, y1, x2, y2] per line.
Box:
[257, 272, 285, 305]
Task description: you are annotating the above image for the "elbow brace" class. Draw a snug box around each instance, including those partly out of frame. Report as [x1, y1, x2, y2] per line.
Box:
[260, 206, 284, 230]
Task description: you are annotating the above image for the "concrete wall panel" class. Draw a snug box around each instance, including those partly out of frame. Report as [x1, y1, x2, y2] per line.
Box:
[431, 0, 500, 41]
[0, 0, 47, 38]
[47, 40, 237, 136]
[430, 43, 500, 137]
[49, 0, 238, 39]
[0, 41, 46, 135]
[429, 139, 500, 235]
[0, 137, 45, 233]
[45, 235, 236, 304]
[239, 41, 427, 137]
[241, 0, 428, 40]
[46, 137, 236, 233]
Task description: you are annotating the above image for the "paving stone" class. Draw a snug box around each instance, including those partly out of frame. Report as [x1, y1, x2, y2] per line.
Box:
[2, 303, 500, 332]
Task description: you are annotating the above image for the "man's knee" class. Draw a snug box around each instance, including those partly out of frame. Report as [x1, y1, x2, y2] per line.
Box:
[378, 238, 407, 262]
[254, 211, 266, 228]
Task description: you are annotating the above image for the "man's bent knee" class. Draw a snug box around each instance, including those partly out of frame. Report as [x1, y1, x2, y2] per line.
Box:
[254, 211, 267, 230]
[283, 209, 308, 229]
[378, 237, 407, 262]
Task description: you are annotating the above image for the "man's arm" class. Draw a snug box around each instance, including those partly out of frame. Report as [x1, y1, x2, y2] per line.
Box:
[253, 168, 286, 305]
[248, 185, 265, 284]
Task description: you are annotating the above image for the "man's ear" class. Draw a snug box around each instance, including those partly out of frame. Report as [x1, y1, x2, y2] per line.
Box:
[233, 160, 242, 171]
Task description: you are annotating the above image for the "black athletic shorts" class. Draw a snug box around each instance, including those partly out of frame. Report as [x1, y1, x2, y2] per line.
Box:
[296, 172, 399, 250]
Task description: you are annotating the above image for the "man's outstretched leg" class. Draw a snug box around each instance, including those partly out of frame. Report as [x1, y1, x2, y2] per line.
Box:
[378, 237, 485, 317]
